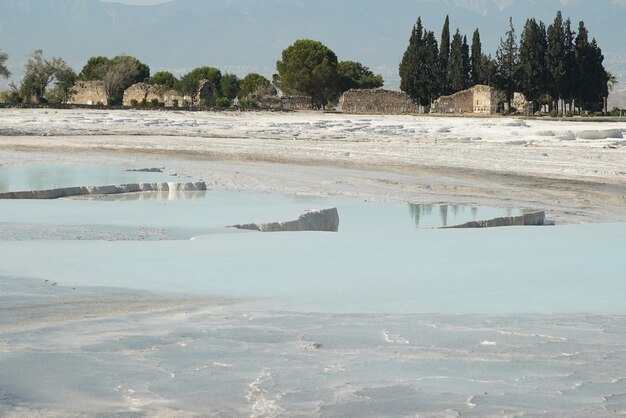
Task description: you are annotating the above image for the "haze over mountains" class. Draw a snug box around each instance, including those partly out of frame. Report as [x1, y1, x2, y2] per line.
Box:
[1, 0, 624, 98]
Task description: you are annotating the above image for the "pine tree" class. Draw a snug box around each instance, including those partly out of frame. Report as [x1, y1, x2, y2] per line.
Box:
[547, 11, 567, 112]
[470, 29, 483, 85]
[496, 17, 519, 112]
[447, 29, 465, 92]
[439, 15, 451, 94]
[461, 35, 471, 89]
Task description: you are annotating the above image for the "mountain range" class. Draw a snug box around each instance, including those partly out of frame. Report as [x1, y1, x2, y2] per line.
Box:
[1, 0, 624, 97]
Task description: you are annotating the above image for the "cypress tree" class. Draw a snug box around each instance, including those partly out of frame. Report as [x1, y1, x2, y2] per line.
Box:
[470, 29, 483, 85]
[574, 21, 590, 111]
[547, 11, 567, 112]
[574, 22, 608, 112]
[563, 18, 577, 112]
[519, 18, 548, 110]
[461, 35, 471, 89]
[399, 18, 425, 104]
[495, 17, 519, 112]
[423, 30, 441, 104]
[440, 15, 451, 94]
[447, 29, 465, 92]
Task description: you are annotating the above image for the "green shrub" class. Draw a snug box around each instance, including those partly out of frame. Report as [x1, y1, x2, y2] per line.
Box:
[106, 98, 116, 106]
[182, 99, 190, 108]
[140, 98, 147, 108]
[215, 97, 231, 108]
[130, 99, 139, 107]
[549, 110, 559, 118]
[150, 98, 160, 108]
[198, 99, 208, 108]
[239, 98, 257, 109]
[172, 99, 179, 108]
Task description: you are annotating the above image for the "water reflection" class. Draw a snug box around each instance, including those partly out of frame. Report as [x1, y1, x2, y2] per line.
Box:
[93, 191, 209, 201]
[409, 204, 524, 228]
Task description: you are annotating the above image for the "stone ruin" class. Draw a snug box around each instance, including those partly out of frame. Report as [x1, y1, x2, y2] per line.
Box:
[195, 80, 214, 105]
[122, 83, 185, 107]
[68, 81, 108, 106]
[430, 84, 501, 115]
[430, 84, 533, 115]
[338, 89, 420, 114]
[254, 95, 313, 111]
[511, 92, 533, 115]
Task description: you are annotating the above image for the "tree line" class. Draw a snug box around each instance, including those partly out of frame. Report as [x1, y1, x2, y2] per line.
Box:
[400, 11, 615, 114]
[0, 41, 384, 108]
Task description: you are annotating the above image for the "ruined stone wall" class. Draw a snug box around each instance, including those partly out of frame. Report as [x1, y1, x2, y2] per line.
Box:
[255, 96, 312, 111]
[338, 89, 419, 114]
[123, 83, 185, 107]
[430, 84, 500, 115]
[431, 88, 475, 114]
[195, 80, 213, 105]
[68, 81, 107, 106]
[473, 85, 499, 114]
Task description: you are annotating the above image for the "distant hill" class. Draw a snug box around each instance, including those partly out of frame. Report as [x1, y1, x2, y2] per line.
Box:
[0, 0, 624, 89]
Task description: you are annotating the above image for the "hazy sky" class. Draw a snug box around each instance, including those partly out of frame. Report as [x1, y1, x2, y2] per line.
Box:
[100, 0, 172, 4]
[1, 0, 624, 93]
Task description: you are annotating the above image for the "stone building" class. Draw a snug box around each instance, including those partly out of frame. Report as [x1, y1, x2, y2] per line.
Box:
[338, 89, 419, 114]
[68, 81, 108, 106]
[430, 84, 501, 114]
[122, 83, 185, 107]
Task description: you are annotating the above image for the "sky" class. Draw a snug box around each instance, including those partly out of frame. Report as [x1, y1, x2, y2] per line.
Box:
[1, 0, 624, 94]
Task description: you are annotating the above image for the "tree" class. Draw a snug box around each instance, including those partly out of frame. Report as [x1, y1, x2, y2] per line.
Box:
[78, 55, 150, 104]
[51, 65, 77, 103]
[495, 17, 519, 111]
[78, 56, 110, 80]
[546, 11, 567, 112]
[276, 39, 340, 107]
[470, 29, 483, 85]
[239, 73, 272, 99]
[400, 18, 442, 107]
[481, 55, 498, 86]
[423, 31, 441, 103]
[562, 18, 577, 112]
[148, 71, 179, 90]
[0, 50, 10, 79]
[399, 18, 424, 103]
[337, 61, 384, 92]
[220, 73, 241, 101]
[440, 15, 451, 94]
[573, 22, 608, 112]
[178, 66, 222, 105]
[461, 35, 471, 89]
[21, 49, 74, 103]
[519, 18, 548, 110]
[447, 29, 466, 92]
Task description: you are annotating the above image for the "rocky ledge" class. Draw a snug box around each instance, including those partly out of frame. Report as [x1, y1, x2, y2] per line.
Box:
[233, 208, 340, 232]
